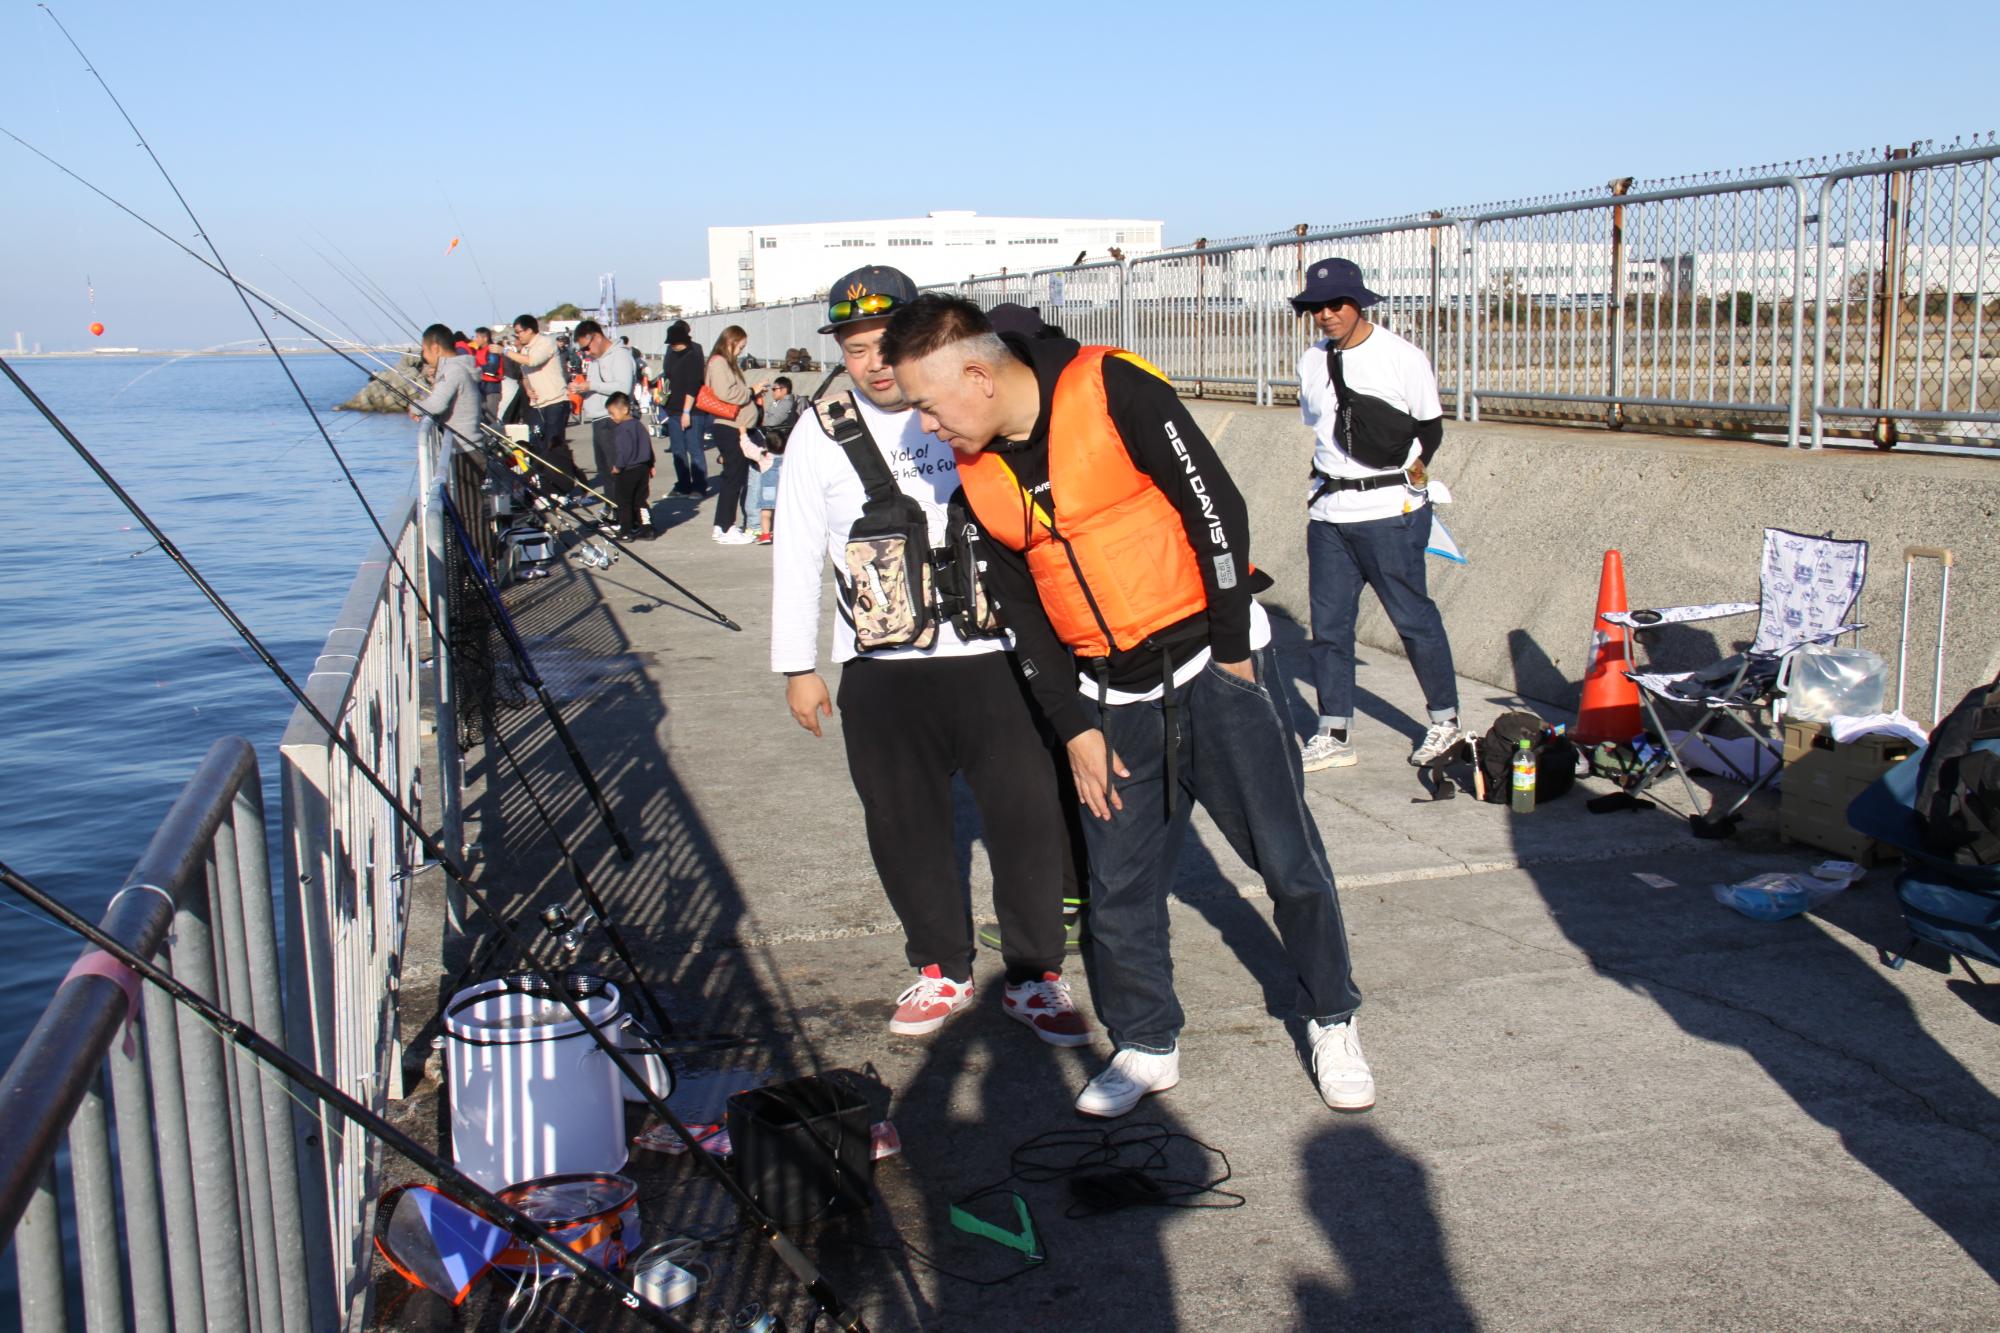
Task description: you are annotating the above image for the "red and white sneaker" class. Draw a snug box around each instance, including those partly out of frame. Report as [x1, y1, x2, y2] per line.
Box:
[1002, 972, 1092, 1047]
[889, 965, 974, 1036]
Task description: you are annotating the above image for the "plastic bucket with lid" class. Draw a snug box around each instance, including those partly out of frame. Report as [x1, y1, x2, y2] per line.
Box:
[445, 973, 627, 1190]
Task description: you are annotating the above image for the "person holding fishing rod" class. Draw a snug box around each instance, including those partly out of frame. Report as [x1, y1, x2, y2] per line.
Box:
[409, 323, 482, 445]
[505, 313, 581, 496]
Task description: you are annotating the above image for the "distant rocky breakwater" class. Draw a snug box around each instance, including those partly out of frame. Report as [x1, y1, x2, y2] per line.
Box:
[338, 353, 423, 411]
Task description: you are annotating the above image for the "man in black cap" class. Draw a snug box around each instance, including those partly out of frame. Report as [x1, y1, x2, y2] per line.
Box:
[769, 265, 1091, 1048]
[1291, 257, 1461, 773]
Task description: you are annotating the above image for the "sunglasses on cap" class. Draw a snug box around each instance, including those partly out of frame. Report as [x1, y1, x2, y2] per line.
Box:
[826, 292, 900, 324]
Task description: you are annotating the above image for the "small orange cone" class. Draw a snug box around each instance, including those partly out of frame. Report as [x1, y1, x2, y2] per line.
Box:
[1574, 550, 1643, 745]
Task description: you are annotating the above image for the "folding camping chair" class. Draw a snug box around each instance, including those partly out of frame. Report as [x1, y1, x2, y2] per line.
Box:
[1604, 527, 1869, 831]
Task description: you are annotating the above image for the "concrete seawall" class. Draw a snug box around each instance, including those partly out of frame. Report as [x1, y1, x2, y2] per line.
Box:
[1189, 401, 2000, 721]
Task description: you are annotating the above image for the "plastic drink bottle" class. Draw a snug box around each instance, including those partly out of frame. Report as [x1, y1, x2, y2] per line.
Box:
[1511, 737, 1537, 814]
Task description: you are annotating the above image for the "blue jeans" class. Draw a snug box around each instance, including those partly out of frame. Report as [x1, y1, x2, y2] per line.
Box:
[757, 455, 783, 516]
[1307, 510, 1459, 730]
[1079, 642, 1361, 1053]
[670, 411, 708, 494]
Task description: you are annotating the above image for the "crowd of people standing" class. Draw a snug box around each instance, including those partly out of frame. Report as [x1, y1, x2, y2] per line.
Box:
[409, 310, 803, 544]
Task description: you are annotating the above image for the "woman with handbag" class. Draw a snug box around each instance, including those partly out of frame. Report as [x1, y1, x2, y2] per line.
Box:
[700, 325, 761, 544]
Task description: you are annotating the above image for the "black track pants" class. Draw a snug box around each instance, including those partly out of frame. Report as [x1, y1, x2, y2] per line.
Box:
[836, 652, 1070, 981]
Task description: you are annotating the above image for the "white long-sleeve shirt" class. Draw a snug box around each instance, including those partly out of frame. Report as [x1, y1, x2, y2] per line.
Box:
[770, 394, 1007, 672]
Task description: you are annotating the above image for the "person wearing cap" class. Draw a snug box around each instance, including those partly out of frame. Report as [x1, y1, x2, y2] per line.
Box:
[1291, 258, 1460, 773]
[662, 319, 708, 495]
[505, 314, 578, 493]
[771, 265, 1091, 1049]
[881, 293, 1373, 1119]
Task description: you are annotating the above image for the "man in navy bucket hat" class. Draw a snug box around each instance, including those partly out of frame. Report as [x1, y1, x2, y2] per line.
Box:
[1291, 258, 1463, 773]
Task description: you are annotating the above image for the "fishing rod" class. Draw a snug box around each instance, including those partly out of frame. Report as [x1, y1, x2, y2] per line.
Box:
[482, 719, 723, 1049]
[0, 124, 741, 631]
[0, 861, 692, 1331]
[312, 222, 427, 341]
[0, 354, 871, 1332]
[305, 234, 423, 345]
[440, 489, 633, 861]
[38, 5, 433, 630]
[263, 250, 403, 355]
[438, 179, 502, 322]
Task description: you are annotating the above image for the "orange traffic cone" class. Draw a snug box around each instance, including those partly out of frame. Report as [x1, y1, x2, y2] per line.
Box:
[1574, 550, 1643, 745]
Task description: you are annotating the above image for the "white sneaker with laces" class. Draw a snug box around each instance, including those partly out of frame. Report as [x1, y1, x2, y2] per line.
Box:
[1300, 733, 1358, 772]
[1307, 1016, 1375, 1111]
[711, 525, 727, 542]
[717, 528, 757, 546]
[1075, 1047, 1179, 1118]
[1409, 720, 1463, 767]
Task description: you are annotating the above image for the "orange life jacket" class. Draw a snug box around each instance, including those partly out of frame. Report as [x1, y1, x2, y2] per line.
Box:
[955, 347, 1209, 658]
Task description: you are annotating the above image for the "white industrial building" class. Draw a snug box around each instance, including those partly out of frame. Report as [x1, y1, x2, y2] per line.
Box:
[705, 211, 1165, 309]
[655, 278, 712, 317]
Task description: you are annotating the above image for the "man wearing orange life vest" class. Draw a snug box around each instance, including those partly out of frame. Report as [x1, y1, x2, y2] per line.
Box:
[883, 294, 1374, 1118]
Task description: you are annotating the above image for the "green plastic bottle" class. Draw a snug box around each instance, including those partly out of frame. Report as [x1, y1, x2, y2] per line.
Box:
[1511, 737, 1537, 814]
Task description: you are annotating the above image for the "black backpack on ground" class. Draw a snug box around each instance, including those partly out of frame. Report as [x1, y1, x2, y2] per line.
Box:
[1418, 709, 1577, 804]
[1914, 672, 2000, 866]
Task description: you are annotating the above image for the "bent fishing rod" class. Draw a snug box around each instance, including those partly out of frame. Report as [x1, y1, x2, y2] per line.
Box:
[39, 5, 432, 627]
[0, 122, 741, 632]
[0, 355, 871, 1332]
[0, 861, 692, 1331]
[441, 490, 633, 861]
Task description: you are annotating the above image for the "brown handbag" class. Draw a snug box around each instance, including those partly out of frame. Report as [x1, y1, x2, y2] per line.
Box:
[695, 383, 741, 421]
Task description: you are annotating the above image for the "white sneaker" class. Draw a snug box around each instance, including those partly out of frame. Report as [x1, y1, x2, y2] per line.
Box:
[711, 525, 727, 542]
[1307, 1016, 1375, 1111]
[1300, 733, 1358, 772]
[717, 528, 757, 546]
[1410, 720, 1463, 767]
[1075, 1047, 1179, 1118]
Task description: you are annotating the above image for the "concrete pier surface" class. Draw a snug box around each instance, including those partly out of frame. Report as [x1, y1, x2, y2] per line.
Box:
[379, 423, 2000, 1331]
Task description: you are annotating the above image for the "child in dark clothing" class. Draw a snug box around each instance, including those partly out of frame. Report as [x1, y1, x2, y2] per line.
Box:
[604, 393, 653, 534]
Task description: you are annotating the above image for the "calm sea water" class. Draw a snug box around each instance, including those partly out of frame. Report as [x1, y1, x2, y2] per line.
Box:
[0, 353, 416, 1075]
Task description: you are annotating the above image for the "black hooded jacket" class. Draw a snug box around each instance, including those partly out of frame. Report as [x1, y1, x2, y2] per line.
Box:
[971, 333, 1269, 742]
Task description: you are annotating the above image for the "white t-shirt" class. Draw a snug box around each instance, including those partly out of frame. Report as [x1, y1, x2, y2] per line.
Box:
[769, 394, 1008, 671]
[1297, 324, 1443, 524]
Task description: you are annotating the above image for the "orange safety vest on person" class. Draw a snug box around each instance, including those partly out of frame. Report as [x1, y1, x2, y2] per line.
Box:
[955, 347, 1209, 658]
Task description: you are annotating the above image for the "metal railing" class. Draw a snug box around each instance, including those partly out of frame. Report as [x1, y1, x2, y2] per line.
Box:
[280, 483, 428, 1326]
[670, 136, 1998, 450]
[0, 738, 325, 1331]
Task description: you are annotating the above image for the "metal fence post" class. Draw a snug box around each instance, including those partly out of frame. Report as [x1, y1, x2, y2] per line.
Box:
[1873, 146, 1912, 448]
[1468, 223, 1483, 422]
[15, 1162, 67, 1332]
[106, 1031, 170, 1325]
[1118, 258, 1132, 349]
[171, 872, 253, 1331]
[1607, 178, 1633, 429]
[1255, 241, 1271, 405]
[1787, 179, 1809, 447]
[69, 1071, 124, 1333]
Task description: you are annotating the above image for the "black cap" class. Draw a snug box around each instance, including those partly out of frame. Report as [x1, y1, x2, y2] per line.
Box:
[819, 265, 921, 334]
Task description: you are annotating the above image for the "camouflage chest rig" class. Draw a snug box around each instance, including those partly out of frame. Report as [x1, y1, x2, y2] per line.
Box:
[814, 390, 1003, 653]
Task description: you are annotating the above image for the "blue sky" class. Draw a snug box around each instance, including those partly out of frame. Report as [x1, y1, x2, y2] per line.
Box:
[2, 0, 1993, 350]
